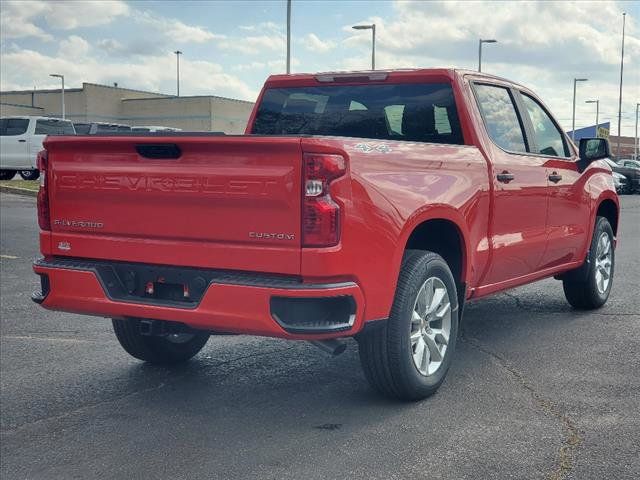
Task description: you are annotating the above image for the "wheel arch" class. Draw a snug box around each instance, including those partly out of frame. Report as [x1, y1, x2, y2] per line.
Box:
[596, 197, 619, 236]
[395, 208, 471, 290]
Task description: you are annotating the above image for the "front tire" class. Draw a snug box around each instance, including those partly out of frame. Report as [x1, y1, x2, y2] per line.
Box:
[358, 250, 459, 400]
[562, 216, 615, 309]
[19, 169, 40, 181]
[0, 170, 16, 180]
[112, 318, 209, 364]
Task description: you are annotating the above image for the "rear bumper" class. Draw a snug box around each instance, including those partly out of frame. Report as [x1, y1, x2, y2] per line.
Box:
[32, 257, 365, 340]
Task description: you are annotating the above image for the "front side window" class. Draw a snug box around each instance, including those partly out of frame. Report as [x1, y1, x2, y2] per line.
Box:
[0, 118, 29, 136]
[35, 119, 75, 135]
[521, 94, 569, 157]
[252, 83, 463, 145]
[474, 84, 527, 153]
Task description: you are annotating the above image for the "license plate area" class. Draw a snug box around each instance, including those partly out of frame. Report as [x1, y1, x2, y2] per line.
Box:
[95, 264, 212, 309]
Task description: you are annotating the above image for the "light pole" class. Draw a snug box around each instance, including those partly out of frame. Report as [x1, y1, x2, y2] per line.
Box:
[635, 103, 639, 160]
[585, 99, 599, 135]
[478, 39, 497, 72]
[49, 74, 65, 119]
[286, 0, 291, 73]
[352, 24, 375, 70]
[572, 78, 588, 142]
[174, 50, 182, 97]
[616, 12, 626, 158]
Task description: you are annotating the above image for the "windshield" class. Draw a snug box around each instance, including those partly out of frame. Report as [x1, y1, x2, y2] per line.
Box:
[252, 83, 463, 145]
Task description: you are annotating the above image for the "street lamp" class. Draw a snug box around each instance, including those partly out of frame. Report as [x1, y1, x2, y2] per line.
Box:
[635, 103, 639, 161]
[174, 50, 182, 97]
[478, 39, 497, 72]
[352, 24, 376, 70]
[585, 99, 599, 135]
[49, 74, 65, 119]
[616, 12, 626, 157]
[286, 0, 291, 73]
[571, 78, 588, 142]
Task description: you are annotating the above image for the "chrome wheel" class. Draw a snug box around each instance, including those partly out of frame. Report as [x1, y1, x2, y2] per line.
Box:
[594, 232, 612, 295]
[410, 277, 452, 376]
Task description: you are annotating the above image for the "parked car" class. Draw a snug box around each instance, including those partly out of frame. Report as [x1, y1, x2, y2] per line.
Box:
[81, 123, 131, 134]
[0, 116, 75, 180]
[612, 171, 631, 194]
[32, 69, 619, 400]
[131, 126, 182, 132]
[605, 158, 640, 193]
[618, 159, 640, 169]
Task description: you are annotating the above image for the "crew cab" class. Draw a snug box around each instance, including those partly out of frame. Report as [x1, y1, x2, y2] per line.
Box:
[0, 116, 75, 180]
[32, 69, 619, 400]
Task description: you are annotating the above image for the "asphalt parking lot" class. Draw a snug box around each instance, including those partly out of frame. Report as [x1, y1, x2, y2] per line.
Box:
[1, 192, 638, 480]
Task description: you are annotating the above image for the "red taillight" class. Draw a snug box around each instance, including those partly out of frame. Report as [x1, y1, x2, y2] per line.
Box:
[302, 153, 346, 247]
[36, 150, 50, 231]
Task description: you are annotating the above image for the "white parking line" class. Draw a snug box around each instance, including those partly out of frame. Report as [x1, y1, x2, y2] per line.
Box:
[1, 335, 101, 344]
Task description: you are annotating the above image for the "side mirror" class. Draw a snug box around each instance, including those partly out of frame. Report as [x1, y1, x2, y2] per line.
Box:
[577, 138, 610, 172]
[579, 137, 610, 162]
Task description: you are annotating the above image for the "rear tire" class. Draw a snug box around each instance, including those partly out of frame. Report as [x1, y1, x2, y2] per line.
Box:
[19, 169, 40, 181]
[112, 318, 209, 364]
[0, 170, 16, 180]
[358, 250, 459, 400]
[562, 216, 614, 310]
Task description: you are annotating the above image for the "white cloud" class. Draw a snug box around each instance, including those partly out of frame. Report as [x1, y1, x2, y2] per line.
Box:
[0, 0, 130, 40]
[239, 22, 282, 33]
[232, 58, 300, 73]
[302, 34, 336, 53]
[0, 49, 257, 101]
[0, 1, 52, 40]
[58, 35, 91, 58]
[219, 34, 285, 55]
[134, 11, 225, 44]
[45, 1, 130, 30]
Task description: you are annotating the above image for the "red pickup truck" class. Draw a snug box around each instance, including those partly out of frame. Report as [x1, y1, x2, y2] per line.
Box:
[33, 69, 619, 400]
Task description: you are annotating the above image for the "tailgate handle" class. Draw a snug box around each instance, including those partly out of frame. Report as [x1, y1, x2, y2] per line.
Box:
[136, 144, 181, 159]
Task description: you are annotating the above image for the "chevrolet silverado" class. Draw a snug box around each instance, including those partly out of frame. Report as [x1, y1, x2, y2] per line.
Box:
[32, 69, 619, 400]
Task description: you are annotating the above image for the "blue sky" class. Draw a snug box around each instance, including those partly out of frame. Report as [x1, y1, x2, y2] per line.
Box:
[1, 0, 639, 134]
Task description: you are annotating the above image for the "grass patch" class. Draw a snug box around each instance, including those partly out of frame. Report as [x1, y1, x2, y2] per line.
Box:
[0, 180, 40, 191]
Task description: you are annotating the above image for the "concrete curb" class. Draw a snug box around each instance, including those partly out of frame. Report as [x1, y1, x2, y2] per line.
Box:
[0, 185, 39, 197]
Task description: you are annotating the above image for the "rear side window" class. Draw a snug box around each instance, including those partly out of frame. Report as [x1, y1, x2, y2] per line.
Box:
[35, 119, 75, 135]
[0, 118, 29, 136]
[94, 124, 119, 133]
[73, 123, 91, 134]
[474, 84, 527, 153]
[252, 83, 463, 145]
[521, 94, 569, 157]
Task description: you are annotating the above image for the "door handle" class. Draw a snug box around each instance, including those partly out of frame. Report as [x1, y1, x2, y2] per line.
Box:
[18, 139, 26, 143]
[496, 171, 515, 183]
[548, 172, 562, 183]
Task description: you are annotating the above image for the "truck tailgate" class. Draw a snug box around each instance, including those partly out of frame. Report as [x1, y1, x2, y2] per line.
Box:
[44, 135, 303, 275]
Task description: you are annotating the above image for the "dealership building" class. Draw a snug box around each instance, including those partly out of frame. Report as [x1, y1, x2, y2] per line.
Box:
[0, 83, 255, 133]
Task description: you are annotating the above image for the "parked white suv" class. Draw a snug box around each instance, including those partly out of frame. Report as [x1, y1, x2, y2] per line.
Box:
[0, 116, 75, 180]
